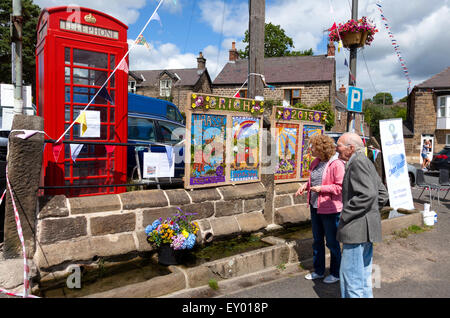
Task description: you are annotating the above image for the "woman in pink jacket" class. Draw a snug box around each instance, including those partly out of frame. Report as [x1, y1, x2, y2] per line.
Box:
[295, 134, 345, 284]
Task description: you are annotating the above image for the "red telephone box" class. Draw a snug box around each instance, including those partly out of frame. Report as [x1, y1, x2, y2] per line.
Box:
[36, 6, 128, 197]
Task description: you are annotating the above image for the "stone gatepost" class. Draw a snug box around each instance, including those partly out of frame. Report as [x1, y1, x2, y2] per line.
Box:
[3, 115, 44, 259]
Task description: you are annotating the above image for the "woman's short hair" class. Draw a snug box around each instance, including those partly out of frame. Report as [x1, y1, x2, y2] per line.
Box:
[310, 134, 336, 161]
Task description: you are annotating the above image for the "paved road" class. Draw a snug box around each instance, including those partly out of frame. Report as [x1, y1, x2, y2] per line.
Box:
[216, 186, 450, 298]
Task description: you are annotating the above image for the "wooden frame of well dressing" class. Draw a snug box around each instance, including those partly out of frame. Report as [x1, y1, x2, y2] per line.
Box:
[184, 92, 264, 189]
[271, 106, 326, 183]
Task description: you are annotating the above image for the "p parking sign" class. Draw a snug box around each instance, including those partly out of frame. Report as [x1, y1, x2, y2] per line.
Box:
[347, 86, 363, 112]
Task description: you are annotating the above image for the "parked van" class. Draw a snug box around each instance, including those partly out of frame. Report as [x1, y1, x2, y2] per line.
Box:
[128, 93, 185, 125]
[127, 93, 185, 181]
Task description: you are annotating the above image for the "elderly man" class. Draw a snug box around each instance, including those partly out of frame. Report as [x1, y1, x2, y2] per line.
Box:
[335, 132, 388, 298]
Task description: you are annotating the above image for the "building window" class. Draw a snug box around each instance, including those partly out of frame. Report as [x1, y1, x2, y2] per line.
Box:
[284, 89, 301, 106]
[438, 96, 448, 117]
[128, 80, 136, 93]
[446, 134, 450, 145]
[160, 79, 172, 97]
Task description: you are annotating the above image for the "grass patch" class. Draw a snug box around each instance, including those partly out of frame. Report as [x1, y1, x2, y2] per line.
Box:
[393, 224, 432, 239]
[276, 263, 286, 271]
[208, 279, 219, 290]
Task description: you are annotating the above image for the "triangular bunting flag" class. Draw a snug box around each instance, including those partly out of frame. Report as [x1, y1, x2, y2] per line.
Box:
[16, 130, 39, 140]
[117, 59, 129, 74]
[234, 91, 240, 98]
[329, 22, 337, 31]
[105, 145, 115, 155]
[98, 86, 114, 104]
[338, 40, 343, 52]
[75, 112, 88, 136]
[165, 145, 174, 168]
[344, 58, 348, 67]
[70, 143, 84, 162]
[151, 12, 163, 27]
[52, 141, 63, 162]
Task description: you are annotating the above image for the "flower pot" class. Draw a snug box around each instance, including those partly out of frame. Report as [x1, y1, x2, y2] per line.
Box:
[342, 30, 368, 48]
[158, 244, 178, 265]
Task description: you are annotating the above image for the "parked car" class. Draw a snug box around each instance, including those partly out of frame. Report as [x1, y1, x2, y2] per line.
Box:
[407, 163, 418, 186]
[127, 93, 186, 181]
[429, 146, 450, 171]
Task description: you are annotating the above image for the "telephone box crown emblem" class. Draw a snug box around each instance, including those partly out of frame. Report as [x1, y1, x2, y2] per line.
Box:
[84, 13, 96, 24]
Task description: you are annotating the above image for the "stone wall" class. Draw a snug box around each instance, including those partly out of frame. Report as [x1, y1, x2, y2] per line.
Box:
[404, 89, 448, 164]
[34, 182, 309, 271]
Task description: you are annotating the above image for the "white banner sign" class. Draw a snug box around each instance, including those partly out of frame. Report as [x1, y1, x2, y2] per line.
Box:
[81, 110, 101, 138]
[143, 150, 175, 178]
[379, 118, 414, 210]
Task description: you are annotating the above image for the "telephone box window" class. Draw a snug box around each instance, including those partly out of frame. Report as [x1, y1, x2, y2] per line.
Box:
[73, 48, 108, 69]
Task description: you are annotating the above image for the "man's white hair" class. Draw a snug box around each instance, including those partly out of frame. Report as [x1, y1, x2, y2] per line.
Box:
[342, 132, 365, 151]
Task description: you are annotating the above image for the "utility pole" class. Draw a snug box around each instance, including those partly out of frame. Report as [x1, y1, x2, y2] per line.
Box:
[11, 0, 23, 115]
[346, 0, 358, 132]
[248, 0, 265, 99]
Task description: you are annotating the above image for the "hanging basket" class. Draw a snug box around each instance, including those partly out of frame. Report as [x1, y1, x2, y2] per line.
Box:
[342, 31, 368, 48]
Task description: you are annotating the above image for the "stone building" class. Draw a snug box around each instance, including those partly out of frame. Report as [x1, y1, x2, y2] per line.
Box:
[129, 52, 213, 114]
[212, 42, 336, 115]
[404, 66, 450, 163]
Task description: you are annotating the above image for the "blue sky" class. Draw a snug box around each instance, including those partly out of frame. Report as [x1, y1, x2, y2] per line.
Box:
[35, 0, 450, 102]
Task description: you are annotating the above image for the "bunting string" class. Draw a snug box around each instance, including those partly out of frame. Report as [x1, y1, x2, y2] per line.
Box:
[376, 1, 411, 92]
[55, 0, 166, 144]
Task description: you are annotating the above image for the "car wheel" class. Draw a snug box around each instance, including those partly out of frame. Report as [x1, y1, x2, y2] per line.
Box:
[409, 172, 415, 187]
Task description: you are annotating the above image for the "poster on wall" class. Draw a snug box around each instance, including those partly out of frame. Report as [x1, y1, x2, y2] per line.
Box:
[189, 113, 227, 186]
[300, 125, 323, 179]
[275, 123, 300, 181]
[230, 116, 260, 182]
[379, 118, 414, 210]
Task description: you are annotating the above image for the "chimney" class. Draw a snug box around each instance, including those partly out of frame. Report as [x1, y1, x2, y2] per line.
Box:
[229, 41, 239, 62]
[339, 84, 346, 94]
[197, 52, 206, 70]
[327, 41, 335, 58]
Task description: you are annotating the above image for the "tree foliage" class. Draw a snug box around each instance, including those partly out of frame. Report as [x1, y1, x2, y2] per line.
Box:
[294, 100, 335, 131]
[0, 0, 41, 91]
[372, 92, 393, 105]
[363, 101, 406, 140]
[239, 23, 313, 58]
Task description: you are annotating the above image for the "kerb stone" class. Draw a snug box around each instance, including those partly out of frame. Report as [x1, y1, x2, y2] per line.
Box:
[187, 188, 221, 203]
[38, 195, 69, 219]
[120, 190, 168, 210]
[90, 213, 136, 236]
[236, 212, 267, 233]
[215, 200, 243, 217]
[69, 194, 121, 215]
[39, 217, 87, 244]
[218, 183, 266, 200]
[275, 205, 310, 225]
[165, 189, 191, 206]
[275, 182, 302, 195]
[34, 234, 136, 269]
[210, 216, 240, 237]
[244, 198, 265, 213]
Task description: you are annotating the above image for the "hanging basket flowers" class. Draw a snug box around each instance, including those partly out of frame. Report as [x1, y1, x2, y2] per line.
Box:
[328, 16, 378, 48]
